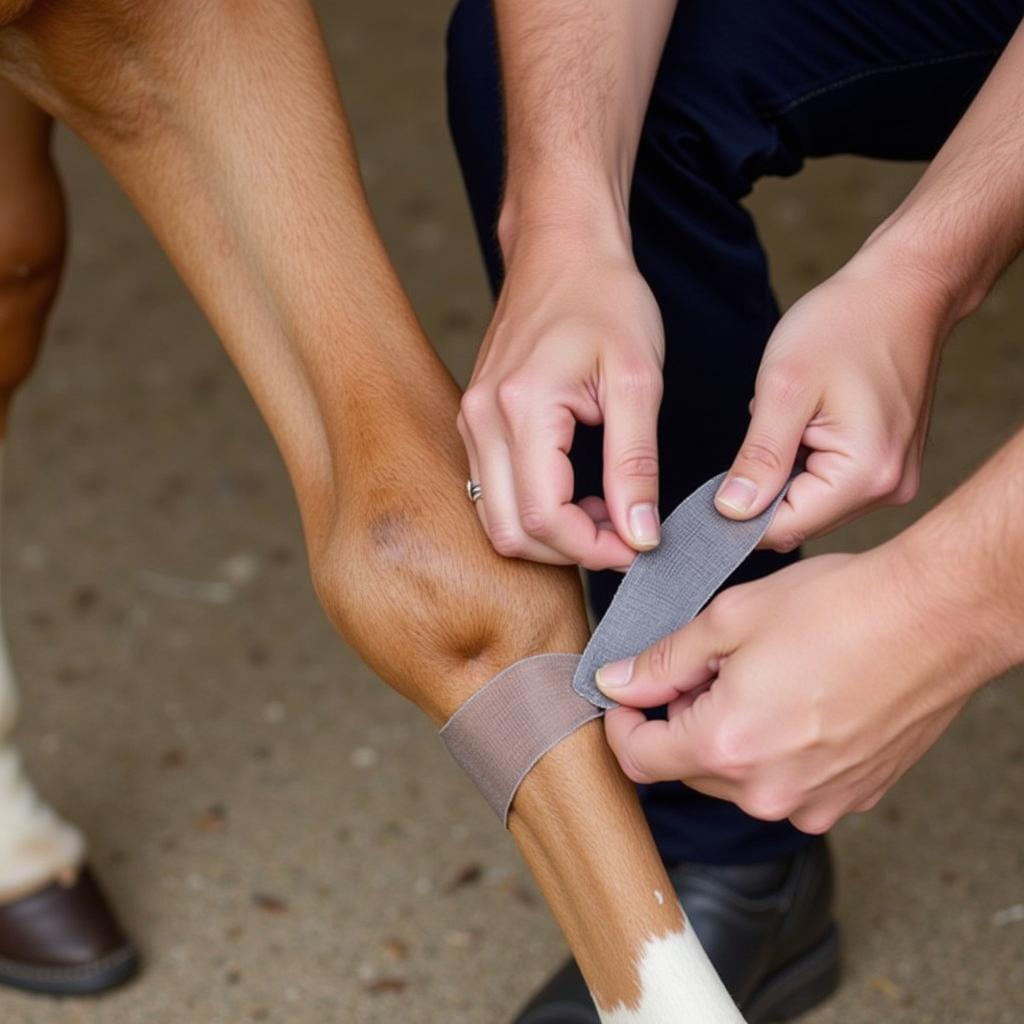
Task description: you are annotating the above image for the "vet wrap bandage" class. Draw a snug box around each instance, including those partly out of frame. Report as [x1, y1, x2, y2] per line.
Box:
[440, 472, 790, 824]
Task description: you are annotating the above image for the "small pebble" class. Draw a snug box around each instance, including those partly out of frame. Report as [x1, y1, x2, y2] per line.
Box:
[350, 746, 378, 769]
[263, 701, 286, 724]
[253, 893, 288, 915]
[222, 553, 259, 585]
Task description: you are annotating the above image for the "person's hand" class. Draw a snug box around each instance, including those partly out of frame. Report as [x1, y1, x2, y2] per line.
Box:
[714, 242, 955, 551]
[458, 226, 664, 571]
[597, 545, 983, 833]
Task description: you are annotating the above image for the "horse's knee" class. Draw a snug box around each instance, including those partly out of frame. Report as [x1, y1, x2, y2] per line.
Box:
[0, 154, 65, 402]
[0, 171, 64, 294]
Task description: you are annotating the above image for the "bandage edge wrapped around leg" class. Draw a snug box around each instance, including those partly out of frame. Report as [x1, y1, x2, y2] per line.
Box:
[439, 652, 598, 826]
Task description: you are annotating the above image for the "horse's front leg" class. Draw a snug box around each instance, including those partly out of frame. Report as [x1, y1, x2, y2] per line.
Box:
[0, 78, 86, 903]
[0, 2, 743, 1017]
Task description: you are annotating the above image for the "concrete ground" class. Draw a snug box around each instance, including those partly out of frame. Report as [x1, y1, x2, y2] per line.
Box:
[2, 2, 1021, 1022]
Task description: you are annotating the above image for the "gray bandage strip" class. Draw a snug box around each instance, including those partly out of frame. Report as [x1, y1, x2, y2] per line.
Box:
[573, 471, 790, 709]
[440, 653, 596, 822]
[440, 472, 789, 823]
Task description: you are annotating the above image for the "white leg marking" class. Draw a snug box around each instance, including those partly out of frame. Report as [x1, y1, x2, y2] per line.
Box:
[0, 445, 85, 901]
[597, 912, 745, 1024]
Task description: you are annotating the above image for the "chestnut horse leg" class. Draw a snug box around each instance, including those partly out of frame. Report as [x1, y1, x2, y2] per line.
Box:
[0, 78, 86, 901]
[0, 3, 742, 1018]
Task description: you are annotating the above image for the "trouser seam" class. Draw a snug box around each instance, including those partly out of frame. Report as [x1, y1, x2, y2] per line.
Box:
[764, 47, 1003, 118]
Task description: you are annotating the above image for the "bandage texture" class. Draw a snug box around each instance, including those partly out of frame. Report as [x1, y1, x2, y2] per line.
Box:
[573, 472, 789, 709]
[440, 653, 598, 823]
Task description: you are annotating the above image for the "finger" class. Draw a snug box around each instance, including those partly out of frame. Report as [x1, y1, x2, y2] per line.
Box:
[460, 384, 575, 563]
[789, 803, 842, 835]
[578, 495, 615, 530]
[595, 612, 728, 708]
[456, 411, 491, 536]
[758, 447, 867, 552]
[509, 410, 637, 570]
[604, 706, 707, 785]
[579, 496, 635, 572]
[602, 369, 663, 552]
[715, 371, 817, 520]
[465, 419, 572, 564]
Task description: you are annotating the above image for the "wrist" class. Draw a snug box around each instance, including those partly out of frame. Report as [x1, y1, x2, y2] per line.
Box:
[883, 516, 1021, 693]
[860, 204, 995, 325]
[498, 174, 632, 265]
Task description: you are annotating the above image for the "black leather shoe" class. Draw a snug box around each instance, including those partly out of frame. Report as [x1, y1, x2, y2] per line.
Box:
[0, 866, 140, 996]
[514, 837, 840, 1023]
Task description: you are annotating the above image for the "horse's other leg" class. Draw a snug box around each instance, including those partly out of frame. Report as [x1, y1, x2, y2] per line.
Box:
[0, 78, 86, 903]
[0, 3, 743, 1017]
[0, 82, 137, 1001]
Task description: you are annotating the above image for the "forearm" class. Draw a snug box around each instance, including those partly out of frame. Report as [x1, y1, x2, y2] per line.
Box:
[494, 0, 676, 249]
[891, 425, 1024, 687]
[868, 19, 1024, 319]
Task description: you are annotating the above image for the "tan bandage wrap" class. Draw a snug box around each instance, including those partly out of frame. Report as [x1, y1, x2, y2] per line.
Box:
[439, 652, 598, 824]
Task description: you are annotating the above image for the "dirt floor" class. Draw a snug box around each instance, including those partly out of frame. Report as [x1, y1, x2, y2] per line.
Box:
[2, 2, 1021, 1022]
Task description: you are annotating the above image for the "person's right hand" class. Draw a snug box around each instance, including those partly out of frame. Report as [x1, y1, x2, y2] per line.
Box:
[458, 227, 665, 571]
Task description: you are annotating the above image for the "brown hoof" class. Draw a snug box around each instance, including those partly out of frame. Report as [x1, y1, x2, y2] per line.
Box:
[0, 866, 140, 996]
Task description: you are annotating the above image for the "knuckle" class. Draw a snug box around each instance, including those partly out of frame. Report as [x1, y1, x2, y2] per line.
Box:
[866, 455, 904, 498]
[857, 792, 883, 813]
[619, 370, 663, 402]
[737, 436, 785, 475]
[647, 634, 678, 683]
[618, 748, 655, 785]
[742, 786, 794, 822]
[699, 726, 747, 777]
[774, 529, 805, 554]
[791, 809, 835, 835]
[758, 364, 805, 405]
[615, 445, 660, 482]
[891, 471, 920, 507]
[459, 386, 490, 427]
[705, 588, 744, 629]
[519, 504, 552, 541]
[487, 524, 525, 558]
[495, 376, 532, 419]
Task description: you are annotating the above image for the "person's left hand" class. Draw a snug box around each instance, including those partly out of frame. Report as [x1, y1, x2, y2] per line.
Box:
[597, 547, 980, 833]
[711, 241, 953, 552]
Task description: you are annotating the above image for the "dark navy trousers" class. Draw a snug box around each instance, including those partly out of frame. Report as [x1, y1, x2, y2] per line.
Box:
[445, 1, 1022, 865]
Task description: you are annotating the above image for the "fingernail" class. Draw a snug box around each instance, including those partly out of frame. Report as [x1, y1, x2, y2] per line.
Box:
[629, 503, 660, 549]
[716, 476, 757, 514]
[596, 657, 635, 691]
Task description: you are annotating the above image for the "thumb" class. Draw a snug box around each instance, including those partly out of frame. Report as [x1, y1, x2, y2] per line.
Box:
[595, 612, 723, 708]
[602, 367, 663, 552]
[716, 375, 815, 519]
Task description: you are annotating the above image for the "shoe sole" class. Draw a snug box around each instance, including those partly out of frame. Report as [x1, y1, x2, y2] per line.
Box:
[743, 924, 841, 1023]
[0, 942, 140, 997]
